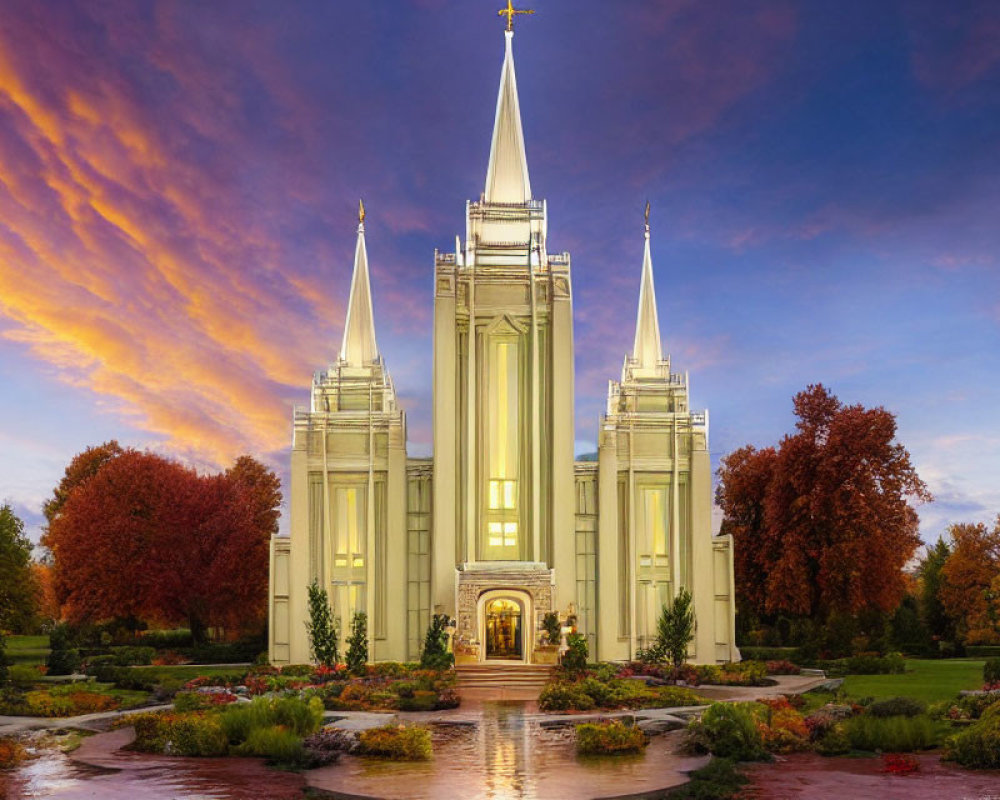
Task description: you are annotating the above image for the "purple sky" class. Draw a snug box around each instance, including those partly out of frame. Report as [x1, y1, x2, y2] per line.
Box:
[1, 0, 998, 547]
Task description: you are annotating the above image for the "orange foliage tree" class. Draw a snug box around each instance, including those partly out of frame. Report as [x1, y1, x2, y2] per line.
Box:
[939, 518, 1000, 646]
[44, 448, 280, 642]
[717, 385, 930, 629]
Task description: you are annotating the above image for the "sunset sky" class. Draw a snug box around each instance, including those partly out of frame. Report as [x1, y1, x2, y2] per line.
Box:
[1, 0, 998, 547]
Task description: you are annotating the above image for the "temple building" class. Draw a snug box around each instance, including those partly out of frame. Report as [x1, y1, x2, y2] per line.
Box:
[269, 25, 739, 666]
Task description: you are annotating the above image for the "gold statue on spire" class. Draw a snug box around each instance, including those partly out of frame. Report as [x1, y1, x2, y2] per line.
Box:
[359, 198, 366, 224]
[645, 200, 651, 228]
[498, 0, 534, 32]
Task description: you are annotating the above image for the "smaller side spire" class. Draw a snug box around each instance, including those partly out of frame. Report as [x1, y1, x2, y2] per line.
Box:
[339, 201, 379, 365]
[632, 204, 663, 369]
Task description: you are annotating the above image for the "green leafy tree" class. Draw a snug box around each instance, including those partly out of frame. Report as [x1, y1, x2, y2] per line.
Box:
[345, 611, 368, 675]
[918, 538, 956, 647]
[45, 622, 81, 676]
[656, 588, 696, 667]
[419, 613, 454, 670]
[0, 633, 10, 685]
[0, 502, 39, 633]
[305, 580, 339, 667]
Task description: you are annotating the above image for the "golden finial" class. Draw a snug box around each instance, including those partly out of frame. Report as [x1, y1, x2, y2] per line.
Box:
[644, 200, 651, 229]
[359, 198, 365, 224]
[498, 0, 534, 32]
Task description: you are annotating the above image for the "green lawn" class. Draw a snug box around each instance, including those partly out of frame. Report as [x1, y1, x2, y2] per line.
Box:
[842, 659, 985, 704]
[6, 634, 50, 665]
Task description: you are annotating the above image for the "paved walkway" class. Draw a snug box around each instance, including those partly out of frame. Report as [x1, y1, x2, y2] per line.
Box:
[0, 704, 172, 736]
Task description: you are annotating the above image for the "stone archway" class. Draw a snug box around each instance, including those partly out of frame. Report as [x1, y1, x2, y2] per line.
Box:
[477, 589, 533, 664]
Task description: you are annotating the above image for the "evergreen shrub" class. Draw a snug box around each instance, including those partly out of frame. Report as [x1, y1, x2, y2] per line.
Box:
[866, 697, 925, 718]
[685, 702, 768, 761]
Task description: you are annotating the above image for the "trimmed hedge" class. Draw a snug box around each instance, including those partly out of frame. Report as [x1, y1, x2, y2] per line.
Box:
[738, 647, 801, 663]
[967, 646, 1000, 659]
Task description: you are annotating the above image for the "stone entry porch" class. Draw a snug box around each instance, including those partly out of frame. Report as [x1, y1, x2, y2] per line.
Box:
[454, 563, 555, 666]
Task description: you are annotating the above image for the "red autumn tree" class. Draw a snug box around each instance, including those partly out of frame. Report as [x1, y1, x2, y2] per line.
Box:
[717, 384, 930, 626]
[44, 447, 280, 640]
[45, 449, 167, 622]
[939, 518, 1000, 645]
[42, 440, 123, 529]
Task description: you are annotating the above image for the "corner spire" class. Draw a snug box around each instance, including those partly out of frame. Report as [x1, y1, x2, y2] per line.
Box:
[484, 30, 532, 203]
[632, 205, 663, 368]
[339, 202, 378, 366]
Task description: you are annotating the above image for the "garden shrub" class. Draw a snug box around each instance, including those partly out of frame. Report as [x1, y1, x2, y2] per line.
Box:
[666, 757, 748, 800]
[834, 653, 905, 676]
[541, 612, 562, 645]
[111, 646, 155, 666]
[954, 691, 1000, 720]
[984, 659, 1000, 686]
[738, 647, 802, 664]
[357, 724, 432, 760]
[845, 714, 939, 752]
[8, 664, 40, 688]
[765, 660, 800, 676]
[966, 646, 1000, 658]
[0, 737, 28, 770]
[945, 704, 1000, 768]
[419, 614, 454, 671]
[815, 723, 851, 755]
[279, 664, 315, 678]
[562, 633, 588, 671]
[576, 720, 648, 755]
[346, 612, 369, 676]
[686, 703, 768, 761]
[46, 625, 81, 676]
[757, 697, 810, 753]
[397, 690, 438, 712]
[234, 725, 304, 763]
[220, 696, 324, 743]
[538, 682, 595, 712]
[302, 728, 353, 767]
[130, 711, 228, 757]
[866, 697, 925, 718]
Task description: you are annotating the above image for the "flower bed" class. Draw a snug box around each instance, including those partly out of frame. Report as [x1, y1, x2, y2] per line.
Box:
[538, 670, 705, 712]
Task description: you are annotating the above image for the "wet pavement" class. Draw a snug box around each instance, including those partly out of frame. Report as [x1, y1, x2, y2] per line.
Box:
[308, 701, 710, 799]
[742, 752, 1000, 799]
[0, 728, 305, 800]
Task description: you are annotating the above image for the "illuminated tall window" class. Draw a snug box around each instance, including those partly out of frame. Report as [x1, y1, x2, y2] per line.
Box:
[486, 338, 520, 558]
[640, 486, 668, 566]
[333, 486, 365, 569]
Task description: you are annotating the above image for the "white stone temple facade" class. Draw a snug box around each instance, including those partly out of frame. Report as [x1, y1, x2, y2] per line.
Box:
[269, 29, 739, 666]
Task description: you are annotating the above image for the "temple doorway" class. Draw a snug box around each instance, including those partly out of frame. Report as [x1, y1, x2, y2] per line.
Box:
[485, 598, 522, 660]
[478, 589, 532, 663]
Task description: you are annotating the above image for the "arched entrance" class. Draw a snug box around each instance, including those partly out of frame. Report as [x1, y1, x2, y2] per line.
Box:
[477, 590, 533, 664]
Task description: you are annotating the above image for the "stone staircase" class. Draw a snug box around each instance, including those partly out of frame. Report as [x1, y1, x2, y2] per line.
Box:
[456, 664, 554, 699]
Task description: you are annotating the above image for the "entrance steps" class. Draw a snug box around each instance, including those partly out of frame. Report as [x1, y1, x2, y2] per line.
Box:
[456, 664, 554, 699]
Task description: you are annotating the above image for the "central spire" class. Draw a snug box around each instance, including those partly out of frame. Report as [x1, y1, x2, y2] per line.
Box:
[484, 30, 532, 204]
[632, 204, 663, 369]
[339, 201, 379, 365]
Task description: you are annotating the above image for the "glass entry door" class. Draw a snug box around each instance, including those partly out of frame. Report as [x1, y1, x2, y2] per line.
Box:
[485, 598, 522, 660]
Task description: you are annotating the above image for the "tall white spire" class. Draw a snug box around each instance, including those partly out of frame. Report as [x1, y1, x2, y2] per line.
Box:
[484, 30, 532, 204]
[339, 200, 379, 365]
[632, 205, 663, 368]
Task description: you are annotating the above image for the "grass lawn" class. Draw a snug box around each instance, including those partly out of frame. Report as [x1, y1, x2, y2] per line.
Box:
[842, 659, 985, 704]
[6, 634, 50, 665]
